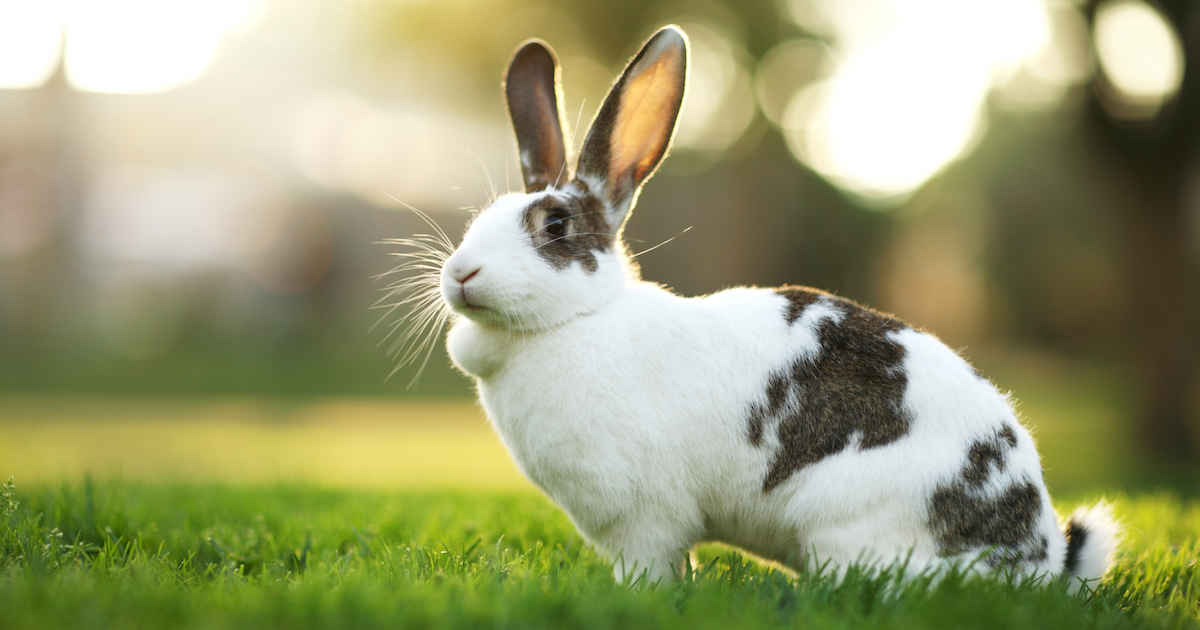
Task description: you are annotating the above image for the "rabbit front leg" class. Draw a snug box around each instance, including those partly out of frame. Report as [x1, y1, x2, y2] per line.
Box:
[598, 519, 694, 584]
[611, 546, 691, 584]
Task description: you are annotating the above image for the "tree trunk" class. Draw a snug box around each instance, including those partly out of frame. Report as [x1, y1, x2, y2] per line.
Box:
[1085, 0, 1200, 460]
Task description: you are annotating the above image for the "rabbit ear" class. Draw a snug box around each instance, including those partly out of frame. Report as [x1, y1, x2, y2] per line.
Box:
[506, 40, 570, 193]
[576, 26, 688, 224]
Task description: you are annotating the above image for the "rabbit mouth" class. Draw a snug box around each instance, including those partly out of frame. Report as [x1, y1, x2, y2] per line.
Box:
[460, 286, 487, 311]
[444, 285, 492, 315]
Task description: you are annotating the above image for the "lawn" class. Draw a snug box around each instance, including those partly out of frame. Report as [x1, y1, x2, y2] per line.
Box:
[1, 368, 1198, 629]
[2, 481, 1198, 630]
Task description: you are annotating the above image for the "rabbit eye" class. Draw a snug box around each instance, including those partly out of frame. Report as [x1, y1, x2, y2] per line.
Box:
[543, 209, 569, 238]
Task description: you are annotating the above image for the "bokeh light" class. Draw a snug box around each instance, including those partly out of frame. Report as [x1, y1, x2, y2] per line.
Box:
[66, 0, 257, 94]
[992, 4, 1095, 111]
[754, 38, 831, 127]
[0, 1, 62, 90]
[1093, 0, 1184, 119]
[0, 0, 257, 94]
[779, 0, 1053, 202]
[671, 22, 756, 156]
[0, 0, 1193, 476]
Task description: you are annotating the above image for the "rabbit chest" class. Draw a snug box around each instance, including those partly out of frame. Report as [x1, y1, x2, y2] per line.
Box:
[477, 343, 647, 507]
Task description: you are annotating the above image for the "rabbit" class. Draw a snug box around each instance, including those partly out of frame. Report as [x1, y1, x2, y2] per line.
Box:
[435, 25, 1119, 587]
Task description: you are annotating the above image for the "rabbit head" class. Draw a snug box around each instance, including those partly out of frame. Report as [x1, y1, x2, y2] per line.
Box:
[441, 26, 688, 331]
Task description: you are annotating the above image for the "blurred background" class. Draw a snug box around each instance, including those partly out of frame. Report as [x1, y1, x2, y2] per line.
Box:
[0, 0, 1196, 493]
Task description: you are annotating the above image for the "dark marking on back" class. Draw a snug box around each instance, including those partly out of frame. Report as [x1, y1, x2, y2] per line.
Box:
[777, 287, 824, 325]
[961, 425, 1020, 488]
[999, 425, 1018, 448]
[929, 425, 1047, 567]
[522, 180, 612, 272]
[748, 286, 913, 492]
[928, 479, 1044, 567]
[962, 440, 1005, 487]
[1063, 519, 1088, 575]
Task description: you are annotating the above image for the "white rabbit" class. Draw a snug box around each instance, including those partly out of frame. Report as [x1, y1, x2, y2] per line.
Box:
[435, 25, 1119, 587]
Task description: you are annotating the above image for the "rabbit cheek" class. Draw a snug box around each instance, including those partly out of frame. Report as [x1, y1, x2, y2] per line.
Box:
[748, 287, 914, 493]
[927, 426, 1049, 567]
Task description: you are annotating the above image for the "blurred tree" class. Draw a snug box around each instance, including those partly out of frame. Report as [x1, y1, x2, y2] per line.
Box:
[1083, 0, 1199, 460]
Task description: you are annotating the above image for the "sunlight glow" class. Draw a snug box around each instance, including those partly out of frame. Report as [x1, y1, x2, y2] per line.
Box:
[1093, 0, 1183, 118]
[992, 5, 1095, 112]
[290, 92, 501, 209]
[782, 41, 987, 200]
[754, 39, 831, 126]
[0, 0, 255, 94]
[66, 0, 253, 94]
[780, 0, 1054, 202]
[672, 22, 756, 156]
[0, 1, 62, 90]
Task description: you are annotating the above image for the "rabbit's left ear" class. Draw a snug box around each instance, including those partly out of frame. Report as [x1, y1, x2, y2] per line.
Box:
[506, 40, 570, 193]
[576, 26, 688, 225]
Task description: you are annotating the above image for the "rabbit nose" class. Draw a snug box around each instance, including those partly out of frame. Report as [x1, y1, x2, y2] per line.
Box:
[454, 267, 481, 284]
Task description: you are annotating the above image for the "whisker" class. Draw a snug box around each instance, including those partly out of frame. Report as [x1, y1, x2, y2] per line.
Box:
[383, 252, 450, 265]
[380, 237, 452, 254]
[376, 282, 443, 297]
[468, 152, 498, 206]
[389, 307, 447, 368]
[505, 152, 512, 193]
[371, 290, 443, 315]
[535, 232, 613, 249]
[631, 225, 693, 259]
[382, 197, 457, 252]
[402, 314, 450, 387]
[547, 209, 603, 223]
[374, 266, 444, 282]
[379, 285, 443, 313]
[376, 298, 443, 345]
[555, 97, 587, 188]
[373, 198, 461, 389]
[374, 259, 446, 275]
[388, 310, 450, 387]
[377, 283, 442, 298]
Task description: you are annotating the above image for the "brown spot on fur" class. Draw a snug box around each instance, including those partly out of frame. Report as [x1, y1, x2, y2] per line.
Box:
[929, 429, 1047, 567]
[1063, 519, 1088, 575]
[928, 479, 1044, 567]
[961, 425, 1019, 488]
[777, 287, 824, 325]
[522, 180, 613, 272]
[747, 372, 789, 447]
[962, 441, 1005, 487]
[999, 424, 1018, 448]
[750, 287, 913, 492]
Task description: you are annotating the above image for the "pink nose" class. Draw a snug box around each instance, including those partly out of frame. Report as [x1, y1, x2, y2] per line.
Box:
[455, 267, 481, 284]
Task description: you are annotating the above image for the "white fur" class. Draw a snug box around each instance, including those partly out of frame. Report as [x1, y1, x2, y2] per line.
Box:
[438, 191, 1118, 583]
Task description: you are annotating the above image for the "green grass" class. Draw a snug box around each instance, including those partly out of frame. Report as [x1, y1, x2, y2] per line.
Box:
[1, 480, 1198, 630]
[1, 378, 1197, 629]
